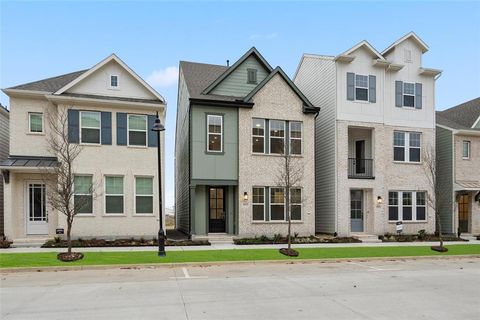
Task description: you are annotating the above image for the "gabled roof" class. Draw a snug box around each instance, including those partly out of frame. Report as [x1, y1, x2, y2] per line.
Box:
[7, 69, 87, 92]
[202, 47, 274, 94]
[243, 67, 319, 113]
[436, 97, 480, 130]
[382, 31, 429, 56]
[336, 40, 385, 61]
[54, 53, 165, 103]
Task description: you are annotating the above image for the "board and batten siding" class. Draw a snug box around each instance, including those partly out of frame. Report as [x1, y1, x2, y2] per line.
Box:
[175, 69, 191, 234]
[294, 55, 337, 234]
[0, 107, 9, 235]
[210, 56, 270, 97]
[435, 125, 454, 234]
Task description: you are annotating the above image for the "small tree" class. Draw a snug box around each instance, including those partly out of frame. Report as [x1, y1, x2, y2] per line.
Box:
[275, 141, 304, 256]
[423, 145, 448, 252]
[42, 108, 98, 260]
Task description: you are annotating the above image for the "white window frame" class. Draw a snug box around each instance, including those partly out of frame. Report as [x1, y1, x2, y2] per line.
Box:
[134, 176, 154, 216]
[252, 186, 265, 221]
[290, 187, 302, 221]
[80, 111, 101, 145]
[252, 118, 265, 154]
[269, 120, 286, 155]
[354, 74, 369, 101]
[104, 175, 125, 215]
[462, 141, 471, 159]
[109, 74, 119, 89]
[269, 187, 285, 221]
[289, 121, 303, 155]
[74, 174, 94, 215]
[28, 112, 44, 134]
[207, 114, 223, 153]
[402, 82, 416, 108]
[127, 114, 148, 147]
[393, 131, 422, 163]
[388, 191, 427, 222]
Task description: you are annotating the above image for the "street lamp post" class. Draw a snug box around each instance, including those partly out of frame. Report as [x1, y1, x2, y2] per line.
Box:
[151, 111, 166, 256]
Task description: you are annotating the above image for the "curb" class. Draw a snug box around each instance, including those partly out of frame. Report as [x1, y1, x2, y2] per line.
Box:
[1, 254, 479, 274]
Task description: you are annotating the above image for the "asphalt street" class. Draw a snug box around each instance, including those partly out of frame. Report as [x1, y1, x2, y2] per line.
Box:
[1, 258, 479, 320]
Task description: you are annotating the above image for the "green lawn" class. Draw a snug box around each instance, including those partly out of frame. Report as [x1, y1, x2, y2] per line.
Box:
[1, 245, 479, 269]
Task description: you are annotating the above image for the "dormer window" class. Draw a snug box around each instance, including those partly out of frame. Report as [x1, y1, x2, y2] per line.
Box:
[247, 69, 257, 84]
[403, 82, 415, 107]
[110, 75, 119, 88]
[355, 74, 369, 101]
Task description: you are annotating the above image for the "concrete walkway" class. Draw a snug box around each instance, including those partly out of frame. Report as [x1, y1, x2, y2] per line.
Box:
[2, 239, 479, 253]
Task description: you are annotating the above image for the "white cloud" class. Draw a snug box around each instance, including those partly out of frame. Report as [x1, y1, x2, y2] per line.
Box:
[146, 66, 178, 87]
[249, 32, 278, 40]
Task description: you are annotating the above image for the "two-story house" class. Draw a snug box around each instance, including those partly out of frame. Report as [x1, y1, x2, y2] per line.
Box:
[175, 47, 319, 240]
[294, 32, 441, 238]
[0, 104, 9, 236]
[0, 54, 166, 243]
[436, 98, 480, 236]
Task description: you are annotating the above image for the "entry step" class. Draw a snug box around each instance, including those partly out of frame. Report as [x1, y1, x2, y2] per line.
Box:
[352, 234, 382, 243]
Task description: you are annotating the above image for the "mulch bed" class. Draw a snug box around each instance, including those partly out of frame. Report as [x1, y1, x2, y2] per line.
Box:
[57, 252, 84, 262]
[43, 238, 210, 248]
[431, 246, 449, 252]
[279, 248, 299, 257]
[379, 234, 467, 242]
[234, 236, 361, 245]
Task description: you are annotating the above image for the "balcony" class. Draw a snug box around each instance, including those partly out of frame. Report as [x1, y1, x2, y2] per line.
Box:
[348, 158, 374, 179]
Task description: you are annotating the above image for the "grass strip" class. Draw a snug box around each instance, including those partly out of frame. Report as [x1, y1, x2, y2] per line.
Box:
[1, 244, 479, 269]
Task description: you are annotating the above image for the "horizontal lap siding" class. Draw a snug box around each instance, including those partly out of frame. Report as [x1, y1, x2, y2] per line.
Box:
[0, 109, 9, 235]
[435, 126, 454, 234]
[294, 57, 337, 234]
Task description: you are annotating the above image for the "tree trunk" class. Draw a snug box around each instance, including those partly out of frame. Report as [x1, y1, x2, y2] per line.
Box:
[436, 211, 444, 248]
[67, 218, 73, 254]
[286, 191, 291, 250]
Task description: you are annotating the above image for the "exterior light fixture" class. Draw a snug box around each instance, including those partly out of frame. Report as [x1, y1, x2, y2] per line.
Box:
[377, 196, 383, 205]
[243, 192, 248, 201]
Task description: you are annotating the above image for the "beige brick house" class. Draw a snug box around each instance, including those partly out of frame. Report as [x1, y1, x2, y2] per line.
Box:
[294, 32, 441, 238]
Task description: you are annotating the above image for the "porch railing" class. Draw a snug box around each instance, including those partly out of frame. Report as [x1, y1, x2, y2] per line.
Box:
[348, 158, 374, 179]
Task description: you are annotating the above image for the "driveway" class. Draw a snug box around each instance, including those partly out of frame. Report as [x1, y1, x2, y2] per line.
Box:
[1, 258, 479, 319]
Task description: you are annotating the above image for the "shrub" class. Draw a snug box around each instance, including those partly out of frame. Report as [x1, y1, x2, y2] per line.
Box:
[259, 235, 269, 242]
[54, 236, 62, 243]
[0, 238, 12, 249]
[293, 232, 299, 239]
[417, 229, 427, 241]
[273, 233, 282, 244]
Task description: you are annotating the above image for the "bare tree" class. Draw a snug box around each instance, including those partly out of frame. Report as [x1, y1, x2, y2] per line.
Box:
[275, 141, 304, 255]
[42, 108, 98, 258]
[423, 145, 448, 252]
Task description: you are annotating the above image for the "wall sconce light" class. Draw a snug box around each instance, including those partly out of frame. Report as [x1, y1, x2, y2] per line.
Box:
[377, 196, 383, 205]
[243, 192, 248, 201]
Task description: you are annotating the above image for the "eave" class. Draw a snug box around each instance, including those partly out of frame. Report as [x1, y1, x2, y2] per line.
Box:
[189, 98, 254, 108]
[419, 67, 442, 77]
[45, 94, 166, 111]
[334, 55, 355, 63]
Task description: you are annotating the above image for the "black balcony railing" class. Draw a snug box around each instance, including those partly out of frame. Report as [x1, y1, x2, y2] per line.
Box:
[348, 158, 374, 179]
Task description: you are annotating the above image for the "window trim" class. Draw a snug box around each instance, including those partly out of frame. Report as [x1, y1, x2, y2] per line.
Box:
[354, 74, 369, 102]
[269, 120, 286, 155]
[104, 175, 125, 215]
[127, 114, 148, 147]
[402, 82, 416, 108]
[28, 112, 44, 134]
[109, 74, 119, 89]
[462, 140, 471, 159]
[289, 121, 303, 156]
[252, 118, 266, 154]
[134, 175, 154, 216]
[206, 114, 223, 153]
[252, 186, 266, 221]
[74, 174, 94, 216]
[269, 187, 285, 221]
[388, 190, 427, 222]
[393, 131, 422, 163]
[290, 187, 302, 221]
[79, 111, 101, 145]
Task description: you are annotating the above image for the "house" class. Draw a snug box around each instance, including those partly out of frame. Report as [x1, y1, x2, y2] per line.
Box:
[0, 104, 9, 236]
[436, 97, 480, 236]
[175, 47, 319, 240]
[294, 32, 441, 238]
[0, 54, 166, 243]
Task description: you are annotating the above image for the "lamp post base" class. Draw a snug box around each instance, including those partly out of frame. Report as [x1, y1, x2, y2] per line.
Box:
[158, 229, 166, 257]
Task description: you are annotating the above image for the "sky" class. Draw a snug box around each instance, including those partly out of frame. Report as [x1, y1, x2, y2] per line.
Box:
[1, 1, 479, 208]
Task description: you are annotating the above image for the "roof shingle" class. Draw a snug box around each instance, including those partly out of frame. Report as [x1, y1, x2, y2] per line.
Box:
[8, 70, 88, 93]
[437, 97, 480, 130]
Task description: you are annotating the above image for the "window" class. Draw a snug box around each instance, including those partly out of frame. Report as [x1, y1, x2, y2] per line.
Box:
[270, 187, 285, 221]
[290, 188, 302, 221]
[80, 111, 101, 144]
[247, 68, 257, 84]
[105, 176, 124, 214]
[393, 131, 421, 163]
[135, 177, 153, 214]
[463, 141, 471, 159]
[355, 74, 369, 101]
[110, 75, 119, 88]
[289, 122, 302, 155]
[403, 82, 415, 107]
[252, 187, 265, 221]
[252, 118, 265, 153]
[128, 114, 147, 146]
[207, 115, 222, 152]
[74, 175, 93, 214]
[404, 49, 412, 63]
[29, 112, 43, 133]
[388, 191, 427, 221]
[270, 120, 285, 154]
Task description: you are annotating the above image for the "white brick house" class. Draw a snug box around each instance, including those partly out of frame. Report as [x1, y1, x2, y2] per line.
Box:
[294, 32, 442, 237]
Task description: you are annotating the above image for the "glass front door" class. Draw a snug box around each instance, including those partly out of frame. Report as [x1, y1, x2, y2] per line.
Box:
[209, 187, 226, 233]
[350, 190, 364, 232]
[26, 182, 48, 235]
[458, 194, 469, 233]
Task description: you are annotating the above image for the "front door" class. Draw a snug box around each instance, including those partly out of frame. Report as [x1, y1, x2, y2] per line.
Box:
[209, 187, 226, 233]
[458, 194, 470, 233]
[350, 190, 364, 232]
[355, 140, 366, 174]
[26, 182, 48, 235]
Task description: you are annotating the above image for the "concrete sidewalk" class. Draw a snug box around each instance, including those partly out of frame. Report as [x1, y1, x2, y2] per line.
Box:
[2, 239, 479, 253]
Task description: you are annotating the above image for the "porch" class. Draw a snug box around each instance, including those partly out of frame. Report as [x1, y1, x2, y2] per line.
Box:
[347, 127, 374, 179]
[455, 181, 480, 235]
